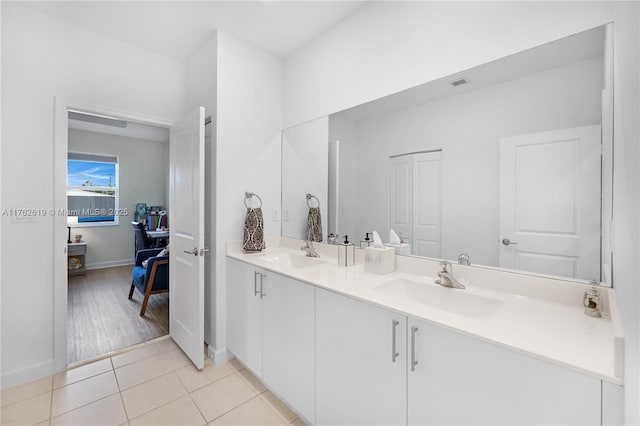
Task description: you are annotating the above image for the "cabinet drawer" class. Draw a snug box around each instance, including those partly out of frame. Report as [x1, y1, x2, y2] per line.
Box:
[68, 244, 86, 255]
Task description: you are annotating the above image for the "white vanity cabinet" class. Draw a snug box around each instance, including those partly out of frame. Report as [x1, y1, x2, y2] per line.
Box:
[226, 258, 315, 422]
[314, 287, 602, 426]
[262, 271, 315, 423]
[315, 288, 407, 426]
[227, 253, 614, 426]
[226, 258, 264, 376]
[407, 318, 601, 425]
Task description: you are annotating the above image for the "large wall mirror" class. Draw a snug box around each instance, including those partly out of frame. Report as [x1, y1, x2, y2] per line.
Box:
[282, 117, 329, 240]
[282, 25, 614, 286]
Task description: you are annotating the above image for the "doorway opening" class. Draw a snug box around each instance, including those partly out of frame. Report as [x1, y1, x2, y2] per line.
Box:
[65, 109, 171, 365]
[54, 100, 207, 373]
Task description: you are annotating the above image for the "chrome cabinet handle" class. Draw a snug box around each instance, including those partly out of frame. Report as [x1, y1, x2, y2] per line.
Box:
[391, 320, 400, 363]
[259, 273, 266, 299]
[410, 326, 419, 372]
[254, 271, 260, 296]
[183, 247, 199, 256]
[501, 238, 518, 246]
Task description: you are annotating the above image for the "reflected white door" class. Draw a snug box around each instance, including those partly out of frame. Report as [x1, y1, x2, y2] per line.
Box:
[499, 125, 601, 281]
[170, 107, 205, 369]
[390, 155, 412, 247]
[390, 152, 441, 257]
[412, 152, 441, 257]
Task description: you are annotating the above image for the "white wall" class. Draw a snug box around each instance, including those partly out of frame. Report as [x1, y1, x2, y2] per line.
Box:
[186, 32, 218, 349]
[282, 117, 328, 241]
[284, 2, 639, 422]
[337, 57, 602, 267]
[1, 3, 186, 387]
[187, 34, 218, 118]
[283, 2, 613, 128]
[214, 32, 283, 358]
[68, 129, 169, 269]
[610, 3, 640, 424]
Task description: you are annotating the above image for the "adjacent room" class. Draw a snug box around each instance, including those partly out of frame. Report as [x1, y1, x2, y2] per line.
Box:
[66, 111, 170, 364]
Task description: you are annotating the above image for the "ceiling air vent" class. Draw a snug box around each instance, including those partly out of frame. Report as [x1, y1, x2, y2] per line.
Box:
[450, 78, 469, 87]
[68, 111, 128, 128]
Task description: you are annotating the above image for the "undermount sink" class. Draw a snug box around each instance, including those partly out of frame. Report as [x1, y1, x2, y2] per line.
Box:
[259, 252, 327, 269]
[374, 278, 503, 319]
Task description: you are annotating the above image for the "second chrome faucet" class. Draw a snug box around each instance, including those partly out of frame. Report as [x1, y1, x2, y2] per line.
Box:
[301, 239, 320, 258]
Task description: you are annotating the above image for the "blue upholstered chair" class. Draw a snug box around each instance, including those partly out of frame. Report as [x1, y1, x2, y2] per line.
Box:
[129, 248, 169, 316]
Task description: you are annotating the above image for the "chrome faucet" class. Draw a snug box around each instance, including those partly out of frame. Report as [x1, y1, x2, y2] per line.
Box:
[435, 260, 465, 289]
[301, 232, 320, 258]
[458, 253, 470, 266]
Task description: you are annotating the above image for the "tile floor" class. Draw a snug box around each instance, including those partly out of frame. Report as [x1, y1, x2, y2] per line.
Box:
[0, 337, 306, 426]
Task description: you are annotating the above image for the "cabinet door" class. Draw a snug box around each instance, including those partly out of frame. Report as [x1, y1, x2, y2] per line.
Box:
[226, 258, 262, 376]
[262, 273, 315, 423]
[408, 318, 601, 425]
[316, 288, 406, 426]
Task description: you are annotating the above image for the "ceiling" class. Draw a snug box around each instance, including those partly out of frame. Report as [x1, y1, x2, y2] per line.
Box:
[18, 1, 367, 139]
[13, 1, 368, 60]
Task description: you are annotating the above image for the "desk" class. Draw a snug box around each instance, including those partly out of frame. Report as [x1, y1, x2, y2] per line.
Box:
[147, 230, 169, 247]
[147, 230, 169, 239]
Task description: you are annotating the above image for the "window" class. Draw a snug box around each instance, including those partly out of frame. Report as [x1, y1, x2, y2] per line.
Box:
[67, 152, 119, 226]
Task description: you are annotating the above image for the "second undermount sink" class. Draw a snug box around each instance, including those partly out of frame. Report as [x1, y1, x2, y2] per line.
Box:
[374, 278, 503, 319]
[259, 252, 327, 269]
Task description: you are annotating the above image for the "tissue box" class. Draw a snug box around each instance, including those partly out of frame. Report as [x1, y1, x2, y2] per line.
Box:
[364, 247, 396, 274]
[384, 243, 411, 256]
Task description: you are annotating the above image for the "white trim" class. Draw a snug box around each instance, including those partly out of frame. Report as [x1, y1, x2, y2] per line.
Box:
[86, 259, 134, 270]
[208, 347, 230, 365]
[54, 97, 173, 374]
[71, 221, 119, 228]
[1, 359, 55, 390]
[54, 98, 69, 373]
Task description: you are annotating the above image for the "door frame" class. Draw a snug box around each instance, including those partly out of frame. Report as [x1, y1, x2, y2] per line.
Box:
[53, 97, 174, 371]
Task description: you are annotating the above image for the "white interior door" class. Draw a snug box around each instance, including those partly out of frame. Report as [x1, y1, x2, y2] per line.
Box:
[499, 125, 601, 281]
[412, 151, 441, 258]
[390, 155, 413, 246]
[390, 152, 442, 256]
[170, 107, 205, 369]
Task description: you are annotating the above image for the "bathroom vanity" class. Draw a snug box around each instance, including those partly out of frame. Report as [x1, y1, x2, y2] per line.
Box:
[226, 237, 623, 426]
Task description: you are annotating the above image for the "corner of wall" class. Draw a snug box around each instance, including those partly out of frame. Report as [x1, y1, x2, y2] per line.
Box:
[212, 31, 284, 355]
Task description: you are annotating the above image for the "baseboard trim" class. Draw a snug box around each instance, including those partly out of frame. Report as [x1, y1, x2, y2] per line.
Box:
[86, 259, 133, 270]
[1, 359, 55, 390]
[208, 347, 230, 364]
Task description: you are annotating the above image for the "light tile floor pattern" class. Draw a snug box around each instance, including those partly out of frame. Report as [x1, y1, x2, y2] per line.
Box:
[0, 337, 306, 426]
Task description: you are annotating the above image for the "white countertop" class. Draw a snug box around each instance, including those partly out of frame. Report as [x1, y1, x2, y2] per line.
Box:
[227, 238, 623, 385]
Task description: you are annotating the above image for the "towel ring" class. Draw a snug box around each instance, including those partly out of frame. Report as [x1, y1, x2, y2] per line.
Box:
[306, 193, 320, 208]
[244, 191, 263, 209]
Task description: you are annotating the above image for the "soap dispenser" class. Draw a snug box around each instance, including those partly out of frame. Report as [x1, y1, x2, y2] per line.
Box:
[360, 232, 373, 249]
[338, 235, 355, 267]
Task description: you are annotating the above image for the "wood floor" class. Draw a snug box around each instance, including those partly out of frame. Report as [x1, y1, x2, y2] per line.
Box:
[67, 265, 169, 365]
